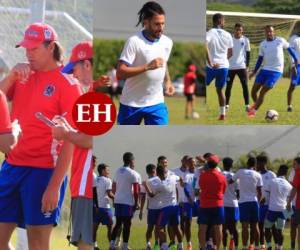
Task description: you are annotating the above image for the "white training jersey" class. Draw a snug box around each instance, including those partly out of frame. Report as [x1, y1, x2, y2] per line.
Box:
[266, 176, 292, 211]
[289, 35, 300, 66]
[113, 166, 139, 206]
[229, 35, 251, 70]
[258, 37, 290, 73]
[146, 176, 164, 209]
[260, 170, 276, 205]
[206, 28, 233, 68]
[223, 171, 239, 207]
[232, 168, 263, 203]
[95, 176, 112, 208]
[119, 31, 173, 107]
[183, 172, 196, 203]
[156, 174, 180, 208]
[172, 167, 189, 203]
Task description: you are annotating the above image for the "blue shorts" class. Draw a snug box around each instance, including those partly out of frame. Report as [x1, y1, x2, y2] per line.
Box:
[259, 204, 269, 222]
[239, 201, 259, 223]
[265, 210, 285, 222]
[197, 207, 224, 225]
[118, 103, 168, 125]
[94, 207, 113, 225]
[114, 203, 134, 217]
[255, 69, 282, 88]
[291, 65, 300, 86]
[0, 161, 67, 226]
[224, 207, 239, 223]
[157, 205, 180, 227]
[181, 202, 193, 219]
[206, 67, 229, 89]
[147, 209, 161, 225]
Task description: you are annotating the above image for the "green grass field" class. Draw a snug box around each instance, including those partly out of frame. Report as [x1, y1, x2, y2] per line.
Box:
[112, 77, 300, 125]
[95, 218, 294, 250]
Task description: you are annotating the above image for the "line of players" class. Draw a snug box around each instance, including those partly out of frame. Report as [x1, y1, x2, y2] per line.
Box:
[206, 13, 300, 120]
[93, 152, 300, 250]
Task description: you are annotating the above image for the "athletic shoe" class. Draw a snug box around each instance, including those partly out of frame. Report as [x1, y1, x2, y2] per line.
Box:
[245, 105, 250, 112]
[260, 246, 266, 250]
[226, 105, 229, 110]
[247, 109, 256, 118]
[218, 114, 225, 120]
[169, 244, 177, 250]
[186, 243, 193, 250]
[287, 106, 293, 112]
[146, 245, 152, 250]
[248, 246, 254, 250]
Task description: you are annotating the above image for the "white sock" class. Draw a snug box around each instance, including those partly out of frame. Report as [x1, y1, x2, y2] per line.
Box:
[220, 106, 226, 115]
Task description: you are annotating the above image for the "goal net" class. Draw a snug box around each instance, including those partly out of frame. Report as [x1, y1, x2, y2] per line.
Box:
[206, 10, 300, 75]
[0, 0, 92, 77]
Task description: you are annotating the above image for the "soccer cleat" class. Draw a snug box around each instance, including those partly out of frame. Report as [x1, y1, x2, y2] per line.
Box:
[218, 114, 225, 120]
[229, 238, 235, 250]
[247, 109, 256, 118]
[245, 105, 250, 112]
[226, 105, 229, 110]
[186, 244, 193, 250]
[146, 245, 152, 250]
[287, 106, 293, 112]
[248, 246, 254, 250]
[169, 244, 177, 250]
[153, 244, 160, 250]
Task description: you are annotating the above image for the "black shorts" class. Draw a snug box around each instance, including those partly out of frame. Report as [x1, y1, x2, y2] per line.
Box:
[185, 93, 194, 101]
[294, 209, 300, 225]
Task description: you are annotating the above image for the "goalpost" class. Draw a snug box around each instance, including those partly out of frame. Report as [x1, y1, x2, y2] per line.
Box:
[206, 10, 300, 75]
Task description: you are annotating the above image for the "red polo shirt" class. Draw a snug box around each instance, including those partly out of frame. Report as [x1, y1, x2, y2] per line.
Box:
[292, 169, 300, 209]
[199, 168, 227, 208]
[0, 90, 11, 133]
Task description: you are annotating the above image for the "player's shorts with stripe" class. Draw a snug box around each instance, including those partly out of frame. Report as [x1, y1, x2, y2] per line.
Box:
[157, 205, 180, 227]
[197, 206, 224, 225]
[259, 204, 268, 222]
[147, 208, 161, 225]
[224, 206, 239, 223]
[114, 203, 134, 217]
[291, 65, 300, 86]
[255, 69, 282, 88]
[239, 201, 259, 223]
[70, 197, 93, 246]
[264, 210, 286, 230]
[206, 67, 229, 89]
[0, 161, 66, 226]
[94, 207, 113, 225]
[118, 102, 168, 125]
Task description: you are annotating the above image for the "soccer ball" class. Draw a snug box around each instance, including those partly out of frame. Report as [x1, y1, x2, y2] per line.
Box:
[192, 111, 200, 119]
[265, 109, 279, 122]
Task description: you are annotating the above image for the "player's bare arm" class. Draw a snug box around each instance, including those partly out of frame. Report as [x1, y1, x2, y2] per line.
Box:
[227, 47, 233, 59]
[0, 63, 31, 94]
[164, 66, 175, 96]
[41, 141, 74, 213]
[93, 75, 111, 89]
[0, 120, 21, 154]
[116, 57, 164, 80]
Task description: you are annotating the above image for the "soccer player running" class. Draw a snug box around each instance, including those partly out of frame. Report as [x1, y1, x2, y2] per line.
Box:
[0, 23, 82, 250]
[110, 152, 140, 250]
[206, 13, 233, 120]
[222, 157, 239, 250]
[198, 154, 227, 250]
[287, 157, 300, 250]
[264, 164, 292, 250]
[93, 164, 114, 249]
[184, 64, 197, 119]
[225, 23, 251, 112]
[248, 25, 298, 117]
[117, 1, 175, 125]
[256, 155, 276, 250]
[287, 23, 300, 112]
[139, 164, 161, 250]
[230, 156, 263, 250]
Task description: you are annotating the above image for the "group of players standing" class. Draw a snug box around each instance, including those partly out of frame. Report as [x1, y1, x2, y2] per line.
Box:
[93, 152, 300, 250]
[206, 13, 300, 120]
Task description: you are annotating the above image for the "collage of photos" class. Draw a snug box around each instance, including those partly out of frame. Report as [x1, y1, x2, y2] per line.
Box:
[0, 0, 300, 250]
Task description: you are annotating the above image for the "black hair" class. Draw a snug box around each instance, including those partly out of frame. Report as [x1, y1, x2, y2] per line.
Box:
[146, 163, 156, 175]
[212, 13, 224, 26]
[92, 155, 97, 168]
[97, 163, 108, 176]
[234, 23, 244, 29]
[247, 156, 257, 168]
[207, 160, 218, 169]
[223, 157, 233, 170]
[294, 157, 300, 165]
[123, 152, 134, 165]
[256, 154, 268, 165]
[203, 152, 212, 159]
[265, 25, 274, 30]
[136, 1, 165, 27]
[277, 164, 289, 177]
[157, 155, 167, 163]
